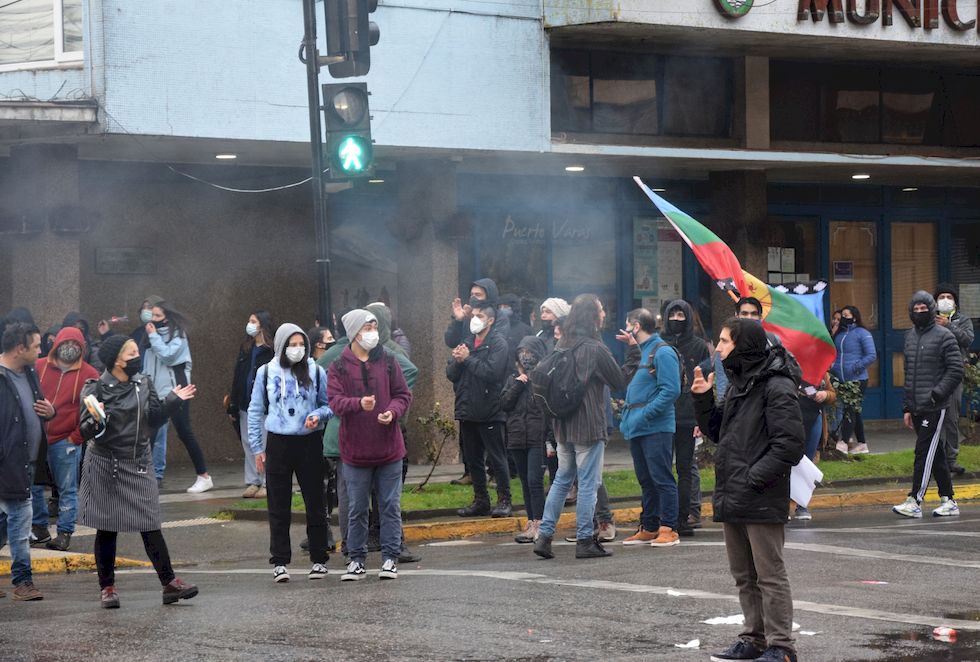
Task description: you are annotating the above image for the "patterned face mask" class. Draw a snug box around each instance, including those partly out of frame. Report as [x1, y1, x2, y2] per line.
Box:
[56, 342, 83, 364]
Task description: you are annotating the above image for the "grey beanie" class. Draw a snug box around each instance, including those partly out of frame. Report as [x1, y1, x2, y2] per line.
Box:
[342, 309, 377, 342]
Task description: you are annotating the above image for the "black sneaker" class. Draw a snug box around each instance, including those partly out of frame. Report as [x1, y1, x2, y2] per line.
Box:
[30, 525, 51, 546]
[398, 543, 421, 564]
[341, 560, 367, 581]
[45, 532, 71, 551]
[457, 499, 491, 517]
[533, 534, 554, 559]
[575, 537, 612, 559]
[753, 647, 797, 662]
[710, 640, 765, 661]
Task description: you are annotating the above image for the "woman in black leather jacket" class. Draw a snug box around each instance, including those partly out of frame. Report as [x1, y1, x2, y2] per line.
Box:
[77, 335, 199, 609]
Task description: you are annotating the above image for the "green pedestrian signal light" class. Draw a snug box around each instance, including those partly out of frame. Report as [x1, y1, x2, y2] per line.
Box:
[335, 135, 373, 174]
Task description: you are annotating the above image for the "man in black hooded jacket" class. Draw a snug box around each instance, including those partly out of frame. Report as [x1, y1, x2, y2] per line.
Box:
[692, 318, 803, 662]
[892, 291, 964, 519]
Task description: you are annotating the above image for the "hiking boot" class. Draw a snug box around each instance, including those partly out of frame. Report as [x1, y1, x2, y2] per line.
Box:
[341, 560, 367, 581]
[650, 526, 680, 548]
[456, 498, 491, 517]
[515, 520, 539, 544]
[597, 522, 616, 542]
[186, 475, 214, 494]
[622, 526, 658, 545]
[12, 582, 43, 601]
[490, 498, 513, 518]
[309, 563, 328, 580]
[45, 532, 71, 551]
[575, 537, 612, 559]
[450, 473, 472, 486]
[793, 506, 812, 521]
[242, 484, 260, 498]
[933, 497, 960, 517]
[709, 639, 765, 661]
[101, 586, 120, 609]
[949, 463, 966, 476]
[162, 578, 198, 604]
[30, 525, 51, 546]
[272, 565, 290, 583]
[753, 646, 797, 662]
[398, 543, 421, 564]
[533, 533, 554, 559]
[892, 496, 922, 518]
[379, 558, 398, 580]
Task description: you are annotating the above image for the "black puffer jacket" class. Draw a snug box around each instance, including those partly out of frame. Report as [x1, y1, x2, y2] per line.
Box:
[662, 299, 711, 427]
[500, 336, 548, 450]
[446, 326, 510, 423]
[79, 372, 181, 463]
[903, 291, 964, 415]
[693, 343, 805, 524]
[229, 343, 274, 415]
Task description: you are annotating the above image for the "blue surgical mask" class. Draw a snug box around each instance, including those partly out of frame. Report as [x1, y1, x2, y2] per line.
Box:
[140, 309, 153, 324]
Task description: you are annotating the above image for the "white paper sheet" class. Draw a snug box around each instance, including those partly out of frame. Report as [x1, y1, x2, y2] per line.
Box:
[790, 456, 824, 507]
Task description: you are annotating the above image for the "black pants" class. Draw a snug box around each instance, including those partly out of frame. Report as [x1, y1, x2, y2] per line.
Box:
[674, 424, 696, 531]
[839, 380, 867, 445]
[168, 400, 208, 475]
[95, 529, 174, 589]
[266, 432, 328, 566]
[910, 410, 954, 502]
[512, 445, 545, 521]
[459, 421, 511, 501]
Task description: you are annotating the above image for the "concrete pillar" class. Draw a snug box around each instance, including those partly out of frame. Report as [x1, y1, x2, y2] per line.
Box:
[743, 56, 771, 151]
[708, 170, 769, 331]
[0, 145, 81, 328]
[396, 160, 460, 464]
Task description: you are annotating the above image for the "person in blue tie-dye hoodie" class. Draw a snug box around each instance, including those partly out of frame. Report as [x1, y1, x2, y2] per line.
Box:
[247, 323, 332, 584]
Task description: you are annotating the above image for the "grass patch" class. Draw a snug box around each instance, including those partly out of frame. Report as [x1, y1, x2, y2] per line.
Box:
[225, 446, 979, 514]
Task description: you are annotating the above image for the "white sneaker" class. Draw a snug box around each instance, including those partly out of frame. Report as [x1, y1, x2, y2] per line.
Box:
[849, 442, 870, 455]
[892, 497, 922, 518]
[309, 563, 328, 579]
[933, 497, 960, 517]
[835, 440, 849, 454]
[341, 560, 366, 581]
[186, 475, 214, 494]
[272, 565, 290, 583]
[379, 558, 398, 580]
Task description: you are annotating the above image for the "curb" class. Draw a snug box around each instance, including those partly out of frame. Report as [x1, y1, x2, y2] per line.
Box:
[0, 554, 151, 577]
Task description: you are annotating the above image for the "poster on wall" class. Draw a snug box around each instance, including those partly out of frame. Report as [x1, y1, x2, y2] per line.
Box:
[768, 247, 782, 272]
[833, 261, 854, 282]
[633, 217, 659, 297]
[658, 235, 683, 305]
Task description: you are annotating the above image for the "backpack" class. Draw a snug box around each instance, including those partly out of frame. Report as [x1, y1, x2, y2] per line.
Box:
[530, 339, 588, 420]
[647, 342, 687, 391]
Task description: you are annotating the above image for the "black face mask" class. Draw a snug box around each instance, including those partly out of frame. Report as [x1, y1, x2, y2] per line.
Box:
[721, 351, 740, 373]
[540, 320, 553, 334]
[468, 296, 483, 308]
[840, 317, 855, 328]
[123, 356, 142, 377]
[665, 319, 687, 336]
[518, 355, 536, 370]
[911, 311, 933, 328]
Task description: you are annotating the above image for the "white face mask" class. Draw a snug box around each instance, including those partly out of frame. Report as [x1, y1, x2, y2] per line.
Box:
[937, 298, 955, 314]
[470, 317, 486, 335]
[357, 330, 380, 351]
[140, 309, 153, 324]
[245, 322, 260, 337]
[285, 346, 305, 364]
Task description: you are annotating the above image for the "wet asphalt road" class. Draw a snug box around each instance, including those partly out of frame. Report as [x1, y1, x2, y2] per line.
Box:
[2, 505, 979, 662]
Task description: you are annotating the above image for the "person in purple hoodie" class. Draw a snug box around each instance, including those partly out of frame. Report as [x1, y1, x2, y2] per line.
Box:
[328, 310, 412, 582]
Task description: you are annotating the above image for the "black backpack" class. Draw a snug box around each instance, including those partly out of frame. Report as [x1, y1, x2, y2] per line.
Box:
[530, 339, 587, 419]
[647, 341, 687, 391]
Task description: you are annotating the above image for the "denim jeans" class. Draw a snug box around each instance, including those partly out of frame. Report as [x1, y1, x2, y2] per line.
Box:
[31, 439, 81, 533]
[0, 498, 33, 586]
[804, 412, 822, 461]
[539, 440, 605, 541]
[629, 432, 679, 531]
[344, 459, 402, 563]
[152, 424, 168, 481]
[239, 413, 266, 487]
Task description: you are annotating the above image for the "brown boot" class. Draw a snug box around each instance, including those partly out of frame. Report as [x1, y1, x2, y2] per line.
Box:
[12, 582, 43, 601]
[162, 577, 198, 605]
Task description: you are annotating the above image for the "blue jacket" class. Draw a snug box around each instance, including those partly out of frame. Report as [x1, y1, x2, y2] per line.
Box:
[247, 358, 331, 452]
[143, 328, 192, 398]
[619, 334, 681, 439]
[831, 326, 876, 382]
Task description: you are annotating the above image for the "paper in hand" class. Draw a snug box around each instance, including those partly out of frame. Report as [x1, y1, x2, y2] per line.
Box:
[790, 456, 823, 507]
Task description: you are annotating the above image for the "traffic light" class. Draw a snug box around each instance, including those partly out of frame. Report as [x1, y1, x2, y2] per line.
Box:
[322, 82, 374, 179]
[323, 0, 380, 78]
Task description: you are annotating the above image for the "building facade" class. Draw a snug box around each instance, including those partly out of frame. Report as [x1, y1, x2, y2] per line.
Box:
[1, 0, 978, 462]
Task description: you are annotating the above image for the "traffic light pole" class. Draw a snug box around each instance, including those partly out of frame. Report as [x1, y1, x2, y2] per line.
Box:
[302, 0, 333, 329]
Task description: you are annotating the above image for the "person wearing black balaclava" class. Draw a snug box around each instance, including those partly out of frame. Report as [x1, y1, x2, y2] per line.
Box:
[661, 299, 710, 537]
[892, 291, 964, 520]
[691, 318, 804, 662]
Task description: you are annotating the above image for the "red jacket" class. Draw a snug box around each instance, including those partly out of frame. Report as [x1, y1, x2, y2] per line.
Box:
[327, 346, 412, 467]
[36, 327, 99, 445]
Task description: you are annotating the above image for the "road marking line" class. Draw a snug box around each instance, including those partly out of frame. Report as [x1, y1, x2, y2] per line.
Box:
[783, 542, 980, 568]
[116, 567, 980, 631]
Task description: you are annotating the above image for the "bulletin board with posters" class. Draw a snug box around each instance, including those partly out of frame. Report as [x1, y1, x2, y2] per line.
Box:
[633, 216, 683, 315]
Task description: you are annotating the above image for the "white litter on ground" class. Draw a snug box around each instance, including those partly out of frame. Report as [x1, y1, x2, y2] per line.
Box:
[674, 639, 700, 649]
[703, 615, 744, 625]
